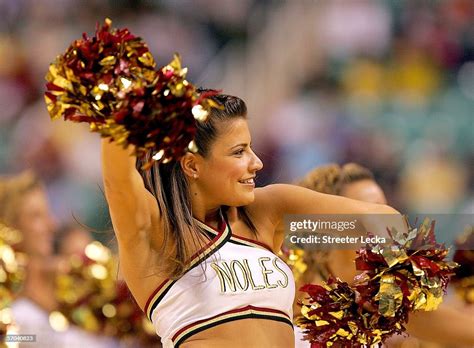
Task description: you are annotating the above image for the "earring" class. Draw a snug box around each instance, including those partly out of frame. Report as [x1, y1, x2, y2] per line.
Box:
[193, 174, 198, 179]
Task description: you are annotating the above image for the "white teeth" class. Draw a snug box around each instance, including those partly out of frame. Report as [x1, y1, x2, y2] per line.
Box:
[240, 178, 254, 184]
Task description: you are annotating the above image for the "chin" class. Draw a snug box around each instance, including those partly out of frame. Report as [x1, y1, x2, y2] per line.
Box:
[39, 245, 53, 257]
[224, 194, 254, 207]
[238, 193, 255, 206]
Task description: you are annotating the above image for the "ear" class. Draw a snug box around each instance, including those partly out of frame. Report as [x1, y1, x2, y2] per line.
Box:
[180, 152, 201, 179]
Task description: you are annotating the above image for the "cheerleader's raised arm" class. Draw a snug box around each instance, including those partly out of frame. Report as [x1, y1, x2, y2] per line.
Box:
[44, 19, 217, 311]
[101, 140, 161, 245]
[101, 139, 167, 308]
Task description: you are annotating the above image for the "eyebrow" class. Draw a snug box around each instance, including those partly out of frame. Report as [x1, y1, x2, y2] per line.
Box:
[230, 142, 251, 150]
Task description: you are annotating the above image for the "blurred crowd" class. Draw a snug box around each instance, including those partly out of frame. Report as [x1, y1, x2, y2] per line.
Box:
[0, 0, 473, 346]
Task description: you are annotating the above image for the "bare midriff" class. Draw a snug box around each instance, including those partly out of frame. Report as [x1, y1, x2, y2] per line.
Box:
[181, 318, 295, 348]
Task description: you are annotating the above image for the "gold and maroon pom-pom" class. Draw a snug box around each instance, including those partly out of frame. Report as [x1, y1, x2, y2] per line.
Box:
[45, 18, 219, 168]
[296, 218, 458, 347]
[279, 248, 308, 283]
[297, 278, 406, 347]
[0, 222, 27, 344]
[55, 241, 159, 343]
[452, 226, 474, 304]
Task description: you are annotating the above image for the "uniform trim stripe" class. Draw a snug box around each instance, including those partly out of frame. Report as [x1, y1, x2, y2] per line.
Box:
[145, 220, 230, 320]
[230, 233, 273, 252]
[172, 305, 293, 347]
[215, 210, 274, 252]
[204, 225, 274, 253]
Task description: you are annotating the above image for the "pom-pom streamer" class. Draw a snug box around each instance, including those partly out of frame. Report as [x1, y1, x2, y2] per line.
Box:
[296, 218, 458, 347]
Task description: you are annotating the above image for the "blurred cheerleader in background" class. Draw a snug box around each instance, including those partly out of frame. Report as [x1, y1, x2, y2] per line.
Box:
[55, 223, 95, 257]
[287, 163, 474, 348]
[293, 163, 387, 285]
[53, 223, 162, 347]
[0, 171, 119, 347]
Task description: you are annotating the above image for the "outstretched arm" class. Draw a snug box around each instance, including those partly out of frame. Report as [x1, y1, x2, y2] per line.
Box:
[258, 184, 407, 250]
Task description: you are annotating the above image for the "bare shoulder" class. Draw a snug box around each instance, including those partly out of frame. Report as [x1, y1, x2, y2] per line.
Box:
[252, 184, 304, 214]
[249, 185, 298, 250]
[255, 183, 305, 199]
[249, 184, 289, 224]
[239, 185, 295, 251]
[249, 184, 302, 219]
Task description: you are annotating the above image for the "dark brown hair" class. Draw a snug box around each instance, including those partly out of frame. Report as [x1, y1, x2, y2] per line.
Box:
[137, 91, 257, 279]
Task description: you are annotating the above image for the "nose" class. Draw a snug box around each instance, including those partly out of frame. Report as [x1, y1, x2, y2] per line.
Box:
[249, 149, 263, 172]
[48, 214, 58, 235]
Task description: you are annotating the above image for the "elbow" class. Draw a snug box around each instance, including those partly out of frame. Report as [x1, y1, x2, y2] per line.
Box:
[355, 203, 400, 217]
[360, 204, 407, 238]
[375, 204, 401, 216]
[102, 176, 120, 197]
[102, 169, 137, 195]
[102, 176, 113, 191]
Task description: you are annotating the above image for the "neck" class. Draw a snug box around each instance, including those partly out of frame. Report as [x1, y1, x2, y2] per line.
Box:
[189, 182, 222, 227]
[194, 205, 221, 228]
[21, 256, 58, 312]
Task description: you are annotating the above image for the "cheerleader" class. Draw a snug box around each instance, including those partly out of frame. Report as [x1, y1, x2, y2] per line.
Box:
[0, 172, 118, 348]
[101, 93, 409, 348]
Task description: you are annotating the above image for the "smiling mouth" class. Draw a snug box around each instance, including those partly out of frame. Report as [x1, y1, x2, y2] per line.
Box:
[238, 178, 255, 185]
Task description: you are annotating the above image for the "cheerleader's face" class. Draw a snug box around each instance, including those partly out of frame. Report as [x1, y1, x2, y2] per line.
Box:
[197, 118, 263, 207]
[58, 228, 92, 257]
[16, 188, 56, 257]
[340, 180, 387, 205]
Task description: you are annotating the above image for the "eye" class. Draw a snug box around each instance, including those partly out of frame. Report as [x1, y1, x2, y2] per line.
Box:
[233, 148, 245, 156]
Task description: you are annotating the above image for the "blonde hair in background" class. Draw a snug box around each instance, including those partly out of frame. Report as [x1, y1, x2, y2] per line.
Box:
[0, 171, 42, 227]
[296, 163, 375, 195]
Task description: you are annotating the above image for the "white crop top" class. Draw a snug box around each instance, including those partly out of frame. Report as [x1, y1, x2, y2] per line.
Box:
[144, 214, 295, 347]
